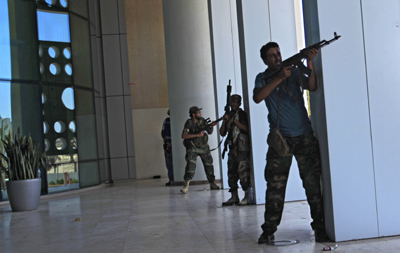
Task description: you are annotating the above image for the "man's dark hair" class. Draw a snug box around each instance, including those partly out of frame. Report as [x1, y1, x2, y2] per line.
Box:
[260, 42, 280, 60]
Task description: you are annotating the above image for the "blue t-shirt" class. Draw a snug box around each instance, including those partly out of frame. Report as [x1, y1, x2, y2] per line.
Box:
[254, 67, 311, 137]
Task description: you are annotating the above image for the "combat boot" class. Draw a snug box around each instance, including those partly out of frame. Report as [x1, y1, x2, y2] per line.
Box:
[180, 180, 190, 194]
[238, 190, 249, 206]
[258, 232, 275, 244]
[222, 190, 239, 206]
[314, 229, 329, 242]
[210, 182, 220, 190]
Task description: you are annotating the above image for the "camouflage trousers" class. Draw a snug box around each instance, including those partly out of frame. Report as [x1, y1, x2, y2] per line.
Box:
[183, 145, 215, 183]
[227, 148, 250, 191]
[164, 150, 174, 182]
[261, 131, 325, 235]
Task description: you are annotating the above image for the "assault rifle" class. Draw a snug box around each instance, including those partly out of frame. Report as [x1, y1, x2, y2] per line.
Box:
[263, 32, 341, 82]
[224, 79, 232, 115]
[194, 80, 232, 152]
[199, 118, 214, 134]
[215, 80, 232, 124]
[221, 80, 234, 158]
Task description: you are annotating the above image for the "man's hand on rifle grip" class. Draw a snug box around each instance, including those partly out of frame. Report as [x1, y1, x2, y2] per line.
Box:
[277, 66, 293, 81]
[306, 48, 319, 61]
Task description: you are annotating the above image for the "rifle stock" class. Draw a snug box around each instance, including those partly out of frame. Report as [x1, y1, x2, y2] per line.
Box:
[264, 32, 341, 82]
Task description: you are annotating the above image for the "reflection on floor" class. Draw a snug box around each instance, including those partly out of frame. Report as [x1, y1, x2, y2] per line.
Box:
[1, 179, 400, 253]
[48, 183, 80, 194]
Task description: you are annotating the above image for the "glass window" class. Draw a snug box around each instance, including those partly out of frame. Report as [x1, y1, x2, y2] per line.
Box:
[47, 154, 79, 194]
[62, 87, 75, 110]
[0, 81, 11, 201]
[75, 88, 97, 161]
[42, 82, 78, 193]
[0, 82, 12, 120]
[40, 41, 73, 85]
[0, 81, 44, 200]
[37, 10, 70, 42]
[0, 0, 11, 80]
[1, 1, 99, 200]
[7, 0, 39, 81]
[69, 13, 92, 88]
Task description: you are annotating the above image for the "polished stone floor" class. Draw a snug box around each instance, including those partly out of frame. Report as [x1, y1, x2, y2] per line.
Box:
[1, 179, 400, 253]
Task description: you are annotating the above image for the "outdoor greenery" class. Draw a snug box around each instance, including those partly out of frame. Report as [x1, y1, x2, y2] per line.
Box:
[0, 116, 11, 174]
[0, 129, 46, 181]
[49, 179, 79, 185]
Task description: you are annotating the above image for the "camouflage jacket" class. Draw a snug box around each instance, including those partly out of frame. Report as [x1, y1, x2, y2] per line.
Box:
[182, 117, 209, 148]
[226, 108, 248, 146]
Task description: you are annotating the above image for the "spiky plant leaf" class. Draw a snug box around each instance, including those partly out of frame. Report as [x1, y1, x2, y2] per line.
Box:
[1, 128, 46, 181]
[28, 135, 33, 153]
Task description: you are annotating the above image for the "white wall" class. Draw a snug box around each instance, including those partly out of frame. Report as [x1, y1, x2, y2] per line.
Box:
[309, 0, 376, 241]
[304, 0, 400, 241]
[132, 108, 169, 180]
[238, 0, 306, 204]
[163, 0, 221, 183]
[361, 1, 400, 237]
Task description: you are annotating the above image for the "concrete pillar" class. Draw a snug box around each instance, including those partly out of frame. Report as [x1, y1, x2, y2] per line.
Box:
[89, 0, 136, 182]
[163, 0, 221, 182]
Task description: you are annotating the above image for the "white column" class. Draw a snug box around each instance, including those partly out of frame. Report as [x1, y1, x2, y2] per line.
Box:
[362, 1, 400, 238]
[208, 0, 242, 189]
[304, 0, 400, 241]
[163, 0, 221, 182]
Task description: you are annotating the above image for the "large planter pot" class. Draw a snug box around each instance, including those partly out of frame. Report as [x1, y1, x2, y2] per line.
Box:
[6, 178, 41, 212]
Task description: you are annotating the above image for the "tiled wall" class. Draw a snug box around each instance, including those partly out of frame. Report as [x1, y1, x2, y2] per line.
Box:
[88, 0, 136, 181]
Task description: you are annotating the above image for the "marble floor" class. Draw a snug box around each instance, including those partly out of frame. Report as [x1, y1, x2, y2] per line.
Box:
[1, 179, 399, 253]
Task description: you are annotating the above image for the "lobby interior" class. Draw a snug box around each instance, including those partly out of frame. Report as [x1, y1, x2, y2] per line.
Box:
[1, 1, 400, 252]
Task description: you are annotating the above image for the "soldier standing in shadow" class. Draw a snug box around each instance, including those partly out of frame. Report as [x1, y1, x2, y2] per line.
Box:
[220, 95, 251, 206]
[162, 109, 174, 186]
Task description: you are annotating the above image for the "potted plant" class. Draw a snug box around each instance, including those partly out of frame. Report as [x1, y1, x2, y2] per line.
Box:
[0, 129, 46, 212]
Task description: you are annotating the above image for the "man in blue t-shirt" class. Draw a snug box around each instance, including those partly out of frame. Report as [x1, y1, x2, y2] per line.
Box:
[253, 42, 328, 244]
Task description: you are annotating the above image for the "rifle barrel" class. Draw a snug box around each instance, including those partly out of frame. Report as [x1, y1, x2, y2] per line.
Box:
[263, 32, 340, 82]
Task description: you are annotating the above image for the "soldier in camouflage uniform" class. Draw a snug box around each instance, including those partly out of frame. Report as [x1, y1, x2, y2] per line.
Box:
[220, 94, 251, 206]
[253, 42, 328, 244]
[180, 106, 220, 194]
